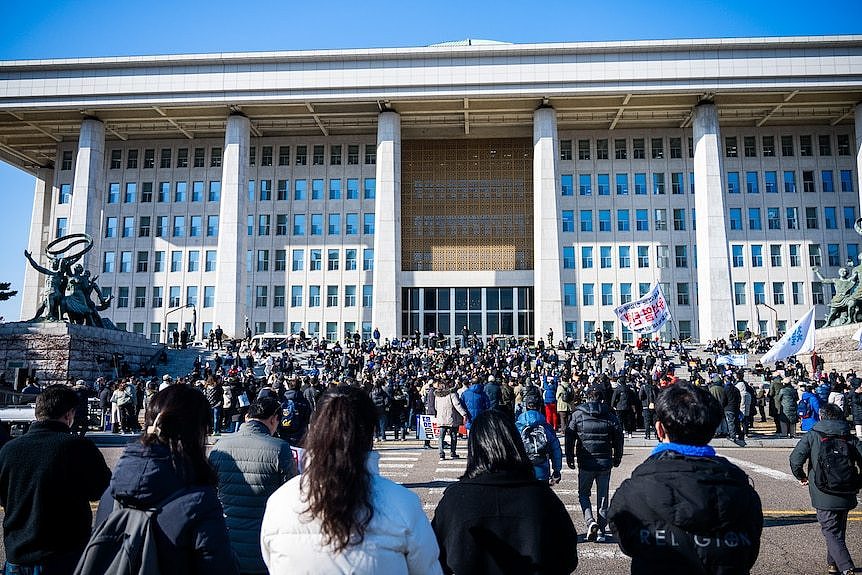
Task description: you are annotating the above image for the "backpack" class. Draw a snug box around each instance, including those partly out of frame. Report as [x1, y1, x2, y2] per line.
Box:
[281, 398, 299, 430]
[520, 423, 550, 466]
[814, 432, 862, 495]
[560, 385, 574, 404]
[797, 397, 814, 420]
[74, 490, 185, 575]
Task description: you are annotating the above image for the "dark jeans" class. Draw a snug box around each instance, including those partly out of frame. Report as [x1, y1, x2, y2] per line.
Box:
[642, 409, 655, 439]
[724, 410, 740, 440]
[578, 468, 611, 532]
[376, 410, 388, 440]
[816, 508, 854, 572]
[439, 426, 458, 457]
[4, 550, 80, 575]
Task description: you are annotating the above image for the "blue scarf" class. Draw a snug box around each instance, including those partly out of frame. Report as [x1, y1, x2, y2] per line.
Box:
[651, 442, 715, 458]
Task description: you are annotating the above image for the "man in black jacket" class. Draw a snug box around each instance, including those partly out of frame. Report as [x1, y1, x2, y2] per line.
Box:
[608, 383, 763, 574]
[0, 385, 111, 574]
[790, 403, 862, 575]
[565, 386, 624, 542]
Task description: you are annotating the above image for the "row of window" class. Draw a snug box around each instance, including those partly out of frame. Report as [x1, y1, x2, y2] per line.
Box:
[88, 211, 377, 240]
[561, 279, 826, 309]
[561, 245, 694, 270]
[100, 247, 376, 275]
[120, 321, 373, 344]
[559, 169, 854, 197]
[58, 178, 380, 206]
[104, 283, 375, 310]
[727, 206, 856, 232]
[559, 133, 854, 162]
[561, 208, 698, 233]
[59, 144, 378, 173]
[731, 243, 857, 269]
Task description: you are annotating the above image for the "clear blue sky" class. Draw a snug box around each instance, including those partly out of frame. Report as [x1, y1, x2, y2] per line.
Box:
[0, 0, 859, 321]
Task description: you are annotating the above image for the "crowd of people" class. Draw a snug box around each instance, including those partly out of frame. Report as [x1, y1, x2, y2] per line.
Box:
[0, 332, 860, 574]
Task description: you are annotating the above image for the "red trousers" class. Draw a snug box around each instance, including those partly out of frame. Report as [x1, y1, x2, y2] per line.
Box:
[544, 403, 559, 430]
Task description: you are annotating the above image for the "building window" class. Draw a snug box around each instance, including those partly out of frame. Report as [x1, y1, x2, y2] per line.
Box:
[753, 282, 765, 305]
[789, 244, 801, 267]
[577, 139, 590, 160]
[159, 148, 172, 169]
[291, 286, 303, 307]
[617, 209, 630, 232]
[310, 250, 322, 271]
[725, 136, 738, 157]
[808, 244, 822, 267]
[784, 171, 796, 193]
[729, 208, 742, 231]
[601, 283, 613, 306]
[345, 249, 357, 271]
[634, 173, 646, 195]
[295, 145, 307, 165]
[727, 172, 740, 194]
[363, 249, 374, 271]
[152, 286, 163, 308]
[619, 246, 631, 268]
[768, 245, 781, 267]
[614, 139, 627, 159]
[120, 252, 132, 273]
[632, 138, 645, 159]
[674, 245, 688, 268]
[117, 287, 129, 308]
[767, 207, 780, 230]
[579, 210, 592, 232]
[564, 283, 577, 306]
[805, 207, 819, 229]
[751, 245, 763, 267]
[762, 136, 775, 157]
[581, 247, 593, 268]
[363, 213, 375, 235]
[327, 249, 340, 271]
[672, 209, 685, 231]
[364, 145, 376, 165]
[635, 209, 648, 231]
[650, 137, 664, 159]
[677, 283, 690, 305]
[61, 151, 73, 170]
[257, 250, 269, 272]
[734, 283, 746, 305]
[598, 210, 611, 232]
[822, 171, 834, 194]
[328, 213, 341, 235]
[174, 181, 187, 202]
[792, 282, 803, 305]
[744, 136, 756, 157]
[278, 146, 290, 166]
[560, 140, 572, 161]
[748, 208, 762, 230]
[177, 148, 189, 168]
[772, 282, 785, 305]
[800, 135, 813, 157]
[255, 286, 268, 308]
[652, 173, 665, 195]
[654, 209, 667, 231]
[731, 245, 743, 267]
[746, 172, 759, 194]
[637, 246, 649, 268]
[600, 246, 612, 268]
[828, 243, 841, 267]
[102, 252, 115, 273]
[615, 173, 628, 195]
[765, 171, 777, 194]
[596, 139, 609, 160]
[818, 135, 832, 156]
[326, 285, 338, 307]
[562, 246, 575, 269]
[582, 284, 594, 306]
[560, 174, 573, 196]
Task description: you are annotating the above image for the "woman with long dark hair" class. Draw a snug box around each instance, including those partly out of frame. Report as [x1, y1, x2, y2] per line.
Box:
[261, 386, 441, 574]
[92, 385, 237, 574]
[432, 409, 578, 575]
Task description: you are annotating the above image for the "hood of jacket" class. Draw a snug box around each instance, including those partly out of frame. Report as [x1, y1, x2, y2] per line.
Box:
[628, 450, 758, 532]
[516, 409, 546, 428]
[575, 401, 609, 418]
[812, 418, 851, 436]
[110, 442, 189, 507]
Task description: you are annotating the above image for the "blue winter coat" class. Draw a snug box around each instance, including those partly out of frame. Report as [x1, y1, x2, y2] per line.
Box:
[542, 377, 557, 405]
[461, 385, 490, 430]
[515, 410, 562, 481]
[95, 442, 238, 575]
[799, 391, 822, 432]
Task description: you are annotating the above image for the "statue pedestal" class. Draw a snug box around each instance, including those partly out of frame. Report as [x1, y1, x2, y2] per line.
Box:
[0, 322, 158, 387]
[811, 323, 862, 374]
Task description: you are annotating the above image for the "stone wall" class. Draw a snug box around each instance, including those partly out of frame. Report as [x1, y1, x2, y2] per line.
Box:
[0, 322, 158, 387]
[808, 323, 862, 374]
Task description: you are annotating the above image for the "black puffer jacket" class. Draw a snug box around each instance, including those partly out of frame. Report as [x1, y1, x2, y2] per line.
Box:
[724, 383, 741, 413]
[850, 388, 862, 424]
[608, 450, 763, 575]
[565, 402, 623, 471]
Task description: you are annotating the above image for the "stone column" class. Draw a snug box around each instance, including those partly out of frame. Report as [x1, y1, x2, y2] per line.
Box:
[371, 111, 401, 340]
[20, 167, 54, 320]
[532, 107, 564, 344]
[69, 117, 105, 258]
[693, 101, 735, 341]
[214, 113, 249, 340]
[855, 103, 862, 213]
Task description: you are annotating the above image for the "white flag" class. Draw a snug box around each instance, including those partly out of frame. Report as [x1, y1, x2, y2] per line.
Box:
[852, 325, 862, 351]
[760, 307, 816, 364]
[614, 284, 671, 334]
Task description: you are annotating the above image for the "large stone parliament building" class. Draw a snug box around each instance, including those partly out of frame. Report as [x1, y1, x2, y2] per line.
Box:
[0, 36, 860, 344]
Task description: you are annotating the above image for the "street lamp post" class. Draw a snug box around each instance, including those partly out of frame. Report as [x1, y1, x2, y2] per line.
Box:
[163, 303, 195, 345]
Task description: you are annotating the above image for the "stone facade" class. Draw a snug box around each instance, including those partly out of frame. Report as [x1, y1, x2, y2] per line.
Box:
[0, 322, 157, 387]
[807, 323, 862, 374]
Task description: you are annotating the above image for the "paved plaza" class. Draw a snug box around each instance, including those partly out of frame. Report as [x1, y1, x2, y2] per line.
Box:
[0, 432, 853, 574]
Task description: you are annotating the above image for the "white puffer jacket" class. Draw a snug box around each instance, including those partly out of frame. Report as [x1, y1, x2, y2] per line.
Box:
[260, 451, 442, 575]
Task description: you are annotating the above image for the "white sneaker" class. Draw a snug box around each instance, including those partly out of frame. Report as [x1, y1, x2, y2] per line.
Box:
[586, 521, 599, 542]
[596, 531, 607, 543]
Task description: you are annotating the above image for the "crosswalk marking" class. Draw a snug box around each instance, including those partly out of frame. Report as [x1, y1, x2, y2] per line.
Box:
[378, 463, 415, 469]
[723, 456, 796, 482]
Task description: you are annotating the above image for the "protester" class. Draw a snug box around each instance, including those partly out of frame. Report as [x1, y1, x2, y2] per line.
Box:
[260, 386, 441, 574]
[851, 380, 862, 438]
[608, 383, 763, 574]
[434, 380, 469, 461]
[209, 397, 297, 574]
[565, 385, 624, 542]
[461, 377, 490, 431]
[432, 410, 578, 575]
[777, 379, 799, 438]
[515, 395, 562, 483]
[93, 385, 238, 574]
[799, 384, 823, 432]
[790, 403, 862, 575]
[0, 385, 111, 574]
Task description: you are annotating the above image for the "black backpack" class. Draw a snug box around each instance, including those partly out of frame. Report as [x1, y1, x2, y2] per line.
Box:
[74, 490, 185, 575]
[814, 432, 862, 495]
[560, 384, 574, 404]
[520, 422, 550, 466]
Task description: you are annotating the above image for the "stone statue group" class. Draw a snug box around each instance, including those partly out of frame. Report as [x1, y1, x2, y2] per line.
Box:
[814, 254, 862, 327]
[25, 234, 114, 329]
